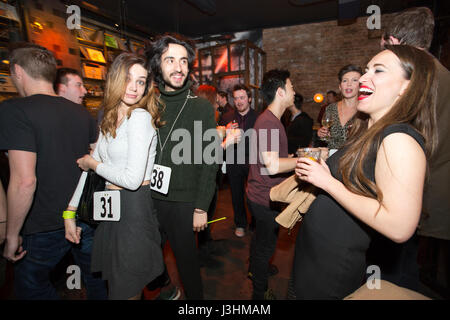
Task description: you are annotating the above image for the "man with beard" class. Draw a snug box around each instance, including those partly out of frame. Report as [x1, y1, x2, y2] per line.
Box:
[220, 84, 257, 237]
[146, 33, 219, 300]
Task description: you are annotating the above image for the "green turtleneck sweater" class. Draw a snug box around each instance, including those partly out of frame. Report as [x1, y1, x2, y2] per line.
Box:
[151, 81, 219, 211]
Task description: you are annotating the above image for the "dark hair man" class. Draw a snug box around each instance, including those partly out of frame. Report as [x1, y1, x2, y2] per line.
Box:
[246, 69, 298, 299]
[286, 93, 313, 154]
[54, 67, 106, 299]
[219, 84, 258, 237]
[54, 68, 87, 105]
[326, 90, 337, 104]
[378, 7, 450, 292]
[146, 33, 218, 300]
[381, 7, 435, 50]
[216, 90, 233, 116]
[0, 43, 99, 299]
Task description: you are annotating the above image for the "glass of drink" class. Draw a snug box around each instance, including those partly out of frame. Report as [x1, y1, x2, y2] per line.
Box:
[296, 148, 322, 162]
[321, 115, 333, 142]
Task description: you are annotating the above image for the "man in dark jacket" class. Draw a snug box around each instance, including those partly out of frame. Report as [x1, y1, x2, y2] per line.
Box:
[219, 84, 257, 237]
[286, 93, 313, 155]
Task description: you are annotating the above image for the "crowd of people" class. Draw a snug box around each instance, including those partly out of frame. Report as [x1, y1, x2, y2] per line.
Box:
[0, 6, 448, 300]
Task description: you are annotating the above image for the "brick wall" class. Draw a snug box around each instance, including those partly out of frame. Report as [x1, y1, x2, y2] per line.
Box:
[263, 14, 395, 124]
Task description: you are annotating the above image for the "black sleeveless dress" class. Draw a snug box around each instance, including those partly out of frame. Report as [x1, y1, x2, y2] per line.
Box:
[293, 124, 425, 299]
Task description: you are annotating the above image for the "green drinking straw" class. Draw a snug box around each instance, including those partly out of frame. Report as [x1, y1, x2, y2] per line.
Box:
[208, 217, 227, 224]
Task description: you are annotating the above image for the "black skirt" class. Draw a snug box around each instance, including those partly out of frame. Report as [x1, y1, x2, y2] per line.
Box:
[91, 186, 164, 300]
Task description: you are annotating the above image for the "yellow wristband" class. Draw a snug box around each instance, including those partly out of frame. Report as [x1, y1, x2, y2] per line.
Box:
[63, 210, 76, 219]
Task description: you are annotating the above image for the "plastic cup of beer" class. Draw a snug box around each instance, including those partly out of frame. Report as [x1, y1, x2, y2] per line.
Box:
[296, 147, 322, 162]
[318, 147, 329, 160]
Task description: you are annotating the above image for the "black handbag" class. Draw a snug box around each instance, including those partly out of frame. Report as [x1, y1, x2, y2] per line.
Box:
[76, 170, 105, 226]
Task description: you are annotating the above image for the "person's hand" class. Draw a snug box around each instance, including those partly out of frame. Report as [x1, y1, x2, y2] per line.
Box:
[3, 235, 26, 262]
[193, 209, 208, 232]
[222, 128, 242, 149]
[317, 126, 330, 139]
[226, 121, 239, 130]
[295, 157, 333, 191]
[227, 128, 242, 144]
[65, 219, 82, 244]
[76, 154, 95, 171]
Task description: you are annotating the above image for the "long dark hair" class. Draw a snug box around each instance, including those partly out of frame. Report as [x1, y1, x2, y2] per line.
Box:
[146, 33, 196, 86]
[339, 45, 437, 204]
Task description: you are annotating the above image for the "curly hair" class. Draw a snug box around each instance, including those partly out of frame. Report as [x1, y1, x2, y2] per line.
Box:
[146, 33, 196, 86]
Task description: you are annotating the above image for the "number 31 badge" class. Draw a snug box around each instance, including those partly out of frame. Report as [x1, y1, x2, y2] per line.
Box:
[93, 190, 121, 221]
[150, 164, 171, 195]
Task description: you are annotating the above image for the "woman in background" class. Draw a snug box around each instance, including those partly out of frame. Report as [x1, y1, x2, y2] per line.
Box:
[317, 64, 362, 150]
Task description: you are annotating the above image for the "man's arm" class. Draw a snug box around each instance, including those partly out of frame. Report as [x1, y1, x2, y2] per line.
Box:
[261, 151, 297, 175]
[4, 150, 36, 261]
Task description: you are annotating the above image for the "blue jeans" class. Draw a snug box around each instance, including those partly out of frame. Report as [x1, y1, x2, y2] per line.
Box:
[14, 222, 107, 300]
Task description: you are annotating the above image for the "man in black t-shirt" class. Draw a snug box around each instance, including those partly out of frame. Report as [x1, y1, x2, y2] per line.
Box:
[0, 43, 99, 299]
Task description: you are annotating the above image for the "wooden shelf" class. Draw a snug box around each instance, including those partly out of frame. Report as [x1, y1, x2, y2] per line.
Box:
[106, 46, 124, 52]
[85, 94, 103, 98]
[83, 77, 105, 82]
[77, 38, 105, 50]
[81, 58, 106, 66]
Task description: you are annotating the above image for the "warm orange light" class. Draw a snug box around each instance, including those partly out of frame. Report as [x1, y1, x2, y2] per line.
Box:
[214, 50, 228, 74]
[2, 60, 9, 64]
[314, 93, 324, 103]
[81, 1, 99, 11]
[32, 22, 44, 30]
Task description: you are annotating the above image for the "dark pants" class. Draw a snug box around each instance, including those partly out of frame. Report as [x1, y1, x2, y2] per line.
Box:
[198, 170, 220, 248]
[227, 164, 249, 229]
[14, 222, 107, 300]
[153, 199, 203, 299]
[247, 199, 279, 299]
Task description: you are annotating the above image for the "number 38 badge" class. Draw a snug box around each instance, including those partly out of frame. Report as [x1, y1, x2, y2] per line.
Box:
[93, 190, 121, 221]
[150, 164, 171, 195]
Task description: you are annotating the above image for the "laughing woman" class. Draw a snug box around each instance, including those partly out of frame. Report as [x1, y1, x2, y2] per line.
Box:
[293, 45, 437, 299]
[65, 53, 164, 300]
